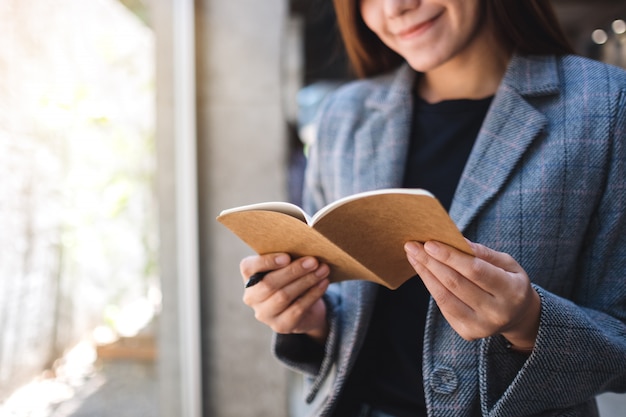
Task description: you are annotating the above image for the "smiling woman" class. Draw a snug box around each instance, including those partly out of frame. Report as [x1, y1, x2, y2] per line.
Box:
[236, 1, 626, 416]
[359, 0, 509, 102]
[359, 0, 490, 74]
[334, 0, 573, 78]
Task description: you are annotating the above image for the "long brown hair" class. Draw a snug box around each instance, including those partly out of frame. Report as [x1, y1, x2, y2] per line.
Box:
[332, 0, 575, 78]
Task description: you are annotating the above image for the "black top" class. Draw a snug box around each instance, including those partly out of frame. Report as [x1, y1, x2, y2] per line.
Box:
[332, 93, 493, 417]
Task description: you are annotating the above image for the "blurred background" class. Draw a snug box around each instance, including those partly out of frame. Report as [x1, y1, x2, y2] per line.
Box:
[0, 0, 624, 416]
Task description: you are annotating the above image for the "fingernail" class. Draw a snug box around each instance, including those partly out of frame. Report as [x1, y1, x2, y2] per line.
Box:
[424, 241, 440, 255]
[404, 241, 420, 255]
[302, 257, 317, 270]
[275, 254, 290, 266]
[315, 264, 329, 278]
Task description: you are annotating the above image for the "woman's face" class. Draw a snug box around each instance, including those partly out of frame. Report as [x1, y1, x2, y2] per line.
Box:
[359, 0, 489, 73]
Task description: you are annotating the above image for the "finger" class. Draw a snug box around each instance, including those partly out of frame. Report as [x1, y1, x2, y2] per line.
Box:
[271, 278, 330, 335]
[254, 264, 330, 326]
[410, 241, 495, 300]
[468, 240, 521, 273]
[245, 258, 328, 310]
[428, 241, 530, 300]
[264, 260, 329, 308]
[240, 253, 291, 285]
[406, 241, 510, 340]
[405, 241, 475, 317]
[424, 241, 536, 335]
[424, 241, 502, 295]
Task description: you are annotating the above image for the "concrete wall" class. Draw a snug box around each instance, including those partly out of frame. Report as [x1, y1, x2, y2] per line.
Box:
[154, 1, 290, 416]
[196, 1, 290, 416]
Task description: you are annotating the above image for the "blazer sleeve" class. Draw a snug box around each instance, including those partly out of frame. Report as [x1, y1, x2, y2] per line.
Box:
[271, 90, 345, 404]
[478, 79, 626, 417]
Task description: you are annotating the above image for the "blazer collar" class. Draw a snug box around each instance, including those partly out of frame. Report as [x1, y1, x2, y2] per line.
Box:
[352, 65, 417, 193]
[352, 55, 561, 231]
[502, 54, 560, 96]
[363, 54, 560, 111]
[364, 64, 417, 112]
[449, 54, 561, 231]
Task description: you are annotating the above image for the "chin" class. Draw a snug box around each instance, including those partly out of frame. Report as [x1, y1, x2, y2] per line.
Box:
[405, 57, 445, 73]
[402, 44, 459, 73]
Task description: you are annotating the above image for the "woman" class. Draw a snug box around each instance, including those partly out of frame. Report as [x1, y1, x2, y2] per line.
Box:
[240, 1, 626, 416]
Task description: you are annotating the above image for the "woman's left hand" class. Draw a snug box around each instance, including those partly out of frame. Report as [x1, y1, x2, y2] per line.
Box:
[404, 239, 541, 351]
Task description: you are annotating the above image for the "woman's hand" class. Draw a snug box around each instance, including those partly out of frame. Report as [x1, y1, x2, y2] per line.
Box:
[240, 253, 331, 344]
[404, 240, 541, 351]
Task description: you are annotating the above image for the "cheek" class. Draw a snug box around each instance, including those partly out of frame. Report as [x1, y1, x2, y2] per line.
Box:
[359, 0, 383, 36]
[453, 3, 484, 44]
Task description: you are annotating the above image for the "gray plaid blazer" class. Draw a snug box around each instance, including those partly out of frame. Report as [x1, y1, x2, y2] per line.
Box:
[274, 54, 626, 417]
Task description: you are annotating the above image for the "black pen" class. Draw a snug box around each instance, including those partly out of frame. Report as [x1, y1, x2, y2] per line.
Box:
[245, 271, 269, 288]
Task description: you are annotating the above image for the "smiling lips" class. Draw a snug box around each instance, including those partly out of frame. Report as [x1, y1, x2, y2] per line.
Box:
[396, 11, 442, 40]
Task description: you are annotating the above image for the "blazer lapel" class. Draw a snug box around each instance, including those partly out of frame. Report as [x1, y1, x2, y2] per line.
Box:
[340, 66, 417, 371]
[449, 55, 559, 231]
[350, 55, 560, 230]
[353, 65, 416, 193]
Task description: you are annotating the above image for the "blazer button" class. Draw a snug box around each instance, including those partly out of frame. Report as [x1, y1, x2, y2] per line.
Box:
[429, 366, 458, 395]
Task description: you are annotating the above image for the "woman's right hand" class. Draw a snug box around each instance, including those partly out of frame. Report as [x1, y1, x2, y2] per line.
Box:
[240, 253, 331, 344]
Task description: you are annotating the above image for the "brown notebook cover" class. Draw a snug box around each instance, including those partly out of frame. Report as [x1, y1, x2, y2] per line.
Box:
[216, 188, 472, 289]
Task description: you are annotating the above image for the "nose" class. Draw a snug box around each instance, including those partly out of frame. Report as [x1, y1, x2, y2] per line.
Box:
[383, 0, 420, 17]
